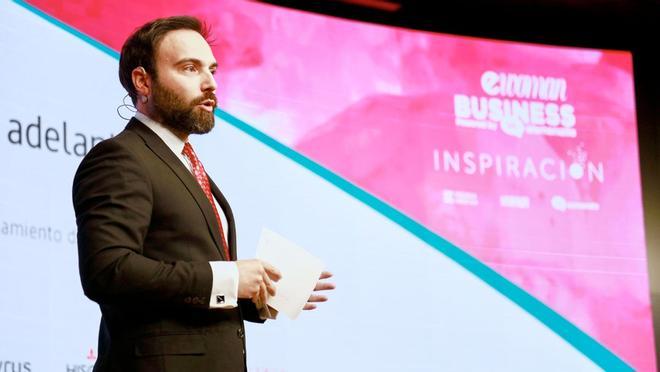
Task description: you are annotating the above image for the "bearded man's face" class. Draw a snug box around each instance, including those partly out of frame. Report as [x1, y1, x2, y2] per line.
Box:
[149, 29, 218, 135]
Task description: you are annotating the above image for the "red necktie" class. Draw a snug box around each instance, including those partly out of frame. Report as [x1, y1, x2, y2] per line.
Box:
[182, 142, 230, 260]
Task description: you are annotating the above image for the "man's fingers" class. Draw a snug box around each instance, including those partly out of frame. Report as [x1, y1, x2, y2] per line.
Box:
[314, 271, 335, 291]
[258, 281, 268, 306]
[252, 288, 263, 307]
[262, 272, 276, 297]
[307, 294, 327, 303]
[314, 281, 335, 291]
[302, 271, 335, 311]
[262, 261, 282, 281]
[262, 282, 270, 304]
[319, 271, 333, 279]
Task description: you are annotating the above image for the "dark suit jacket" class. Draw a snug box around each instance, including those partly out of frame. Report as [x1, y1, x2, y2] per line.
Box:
[72, 118, 262, 372]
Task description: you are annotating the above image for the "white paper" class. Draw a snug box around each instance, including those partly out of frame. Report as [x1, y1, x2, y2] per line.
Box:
[256, 228, 324, 320]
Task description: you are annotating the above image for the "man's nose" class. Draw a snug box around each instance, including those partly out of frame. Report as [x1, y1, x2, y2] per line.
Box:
[202, 70, 217, 91]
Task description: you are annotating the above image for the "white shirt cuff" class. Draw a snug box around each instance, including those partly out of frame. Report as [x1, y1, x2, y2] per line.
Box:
[208, 261, 239, 309]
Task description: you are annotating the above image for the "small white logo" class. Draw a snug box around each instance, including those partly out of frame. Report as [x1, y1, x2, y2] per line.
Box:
[442, 189, 479, 206]
[551, 195, 600, 212]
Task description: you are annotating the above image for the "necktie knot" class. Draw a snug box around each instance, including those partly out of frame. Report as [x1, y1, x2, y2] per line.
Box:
[182, 142, 198, 165]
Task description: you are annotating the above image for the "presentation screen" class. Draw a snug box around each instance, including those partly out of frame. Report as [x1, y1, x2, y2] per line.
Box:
[0, 0, 654, 371]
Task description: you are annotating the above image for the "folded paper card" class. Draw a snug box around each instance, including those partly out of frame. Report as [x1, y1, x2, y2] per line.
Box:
[256, 228, 324, 319]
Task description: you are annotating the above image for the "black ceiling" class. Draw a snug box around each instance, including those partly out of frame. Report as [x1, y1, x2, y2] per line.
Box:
[258, 0, 659, 50]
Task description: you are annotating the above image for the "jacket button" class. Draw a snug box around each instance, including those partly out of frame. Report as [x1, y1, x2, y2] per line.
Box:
[237, 328, 244, 338]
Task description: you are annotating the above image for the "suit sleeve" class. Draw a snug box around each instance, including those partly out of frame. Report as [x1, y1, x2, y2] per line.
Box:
[72, 139, 213, 308]
[239, 299, 267, 323]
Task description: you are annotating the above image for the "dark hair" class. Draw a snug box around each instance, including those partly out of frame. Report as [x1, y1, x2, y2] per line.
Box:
[118, 16, 210, 104]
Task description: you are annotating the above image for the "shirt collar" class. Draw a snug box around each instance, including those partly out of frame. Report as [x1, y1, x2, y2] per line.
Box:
[134, 111, 186, 156]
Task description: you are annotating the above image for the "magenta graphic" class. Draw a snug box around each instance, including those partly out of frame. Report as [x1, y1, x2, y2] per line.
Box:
[27, 0, 655, 370]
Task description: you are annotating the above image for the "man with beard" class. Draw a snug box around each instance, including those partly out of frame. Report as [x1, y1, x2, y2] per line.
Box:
[72, 16, 333, 372]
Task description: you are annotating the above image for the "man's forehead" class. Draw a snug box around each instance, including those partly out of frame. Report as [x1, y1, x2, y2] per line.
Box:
[156, 29, 215, 64]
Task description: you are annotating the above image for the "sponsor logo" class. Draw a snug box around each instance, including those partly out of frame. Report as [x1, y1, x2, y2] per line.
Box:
[551, 196, 600, 212]
[453, 71, 576, 138]
[65, 365, 93, 372]
[65, 348, 95, 372]
[500, 195, 530, 209]
[0, 360, 31, 372]
[442, 189, 478, 206]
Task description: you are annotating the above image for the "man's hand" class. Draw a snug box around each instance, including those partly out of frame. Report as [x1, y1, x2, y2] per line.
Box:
[236, 259, 281, 300]
[303, 271, 335, 310]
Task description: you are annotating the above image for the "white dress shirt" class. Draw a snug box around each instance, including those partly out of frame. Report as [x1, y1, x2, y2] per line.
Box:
[135, 111, 238, 309]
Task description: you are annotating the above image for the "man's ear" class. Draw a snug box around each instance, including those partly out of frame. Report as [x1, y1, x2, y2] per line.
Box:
[132, 66, 151, 99]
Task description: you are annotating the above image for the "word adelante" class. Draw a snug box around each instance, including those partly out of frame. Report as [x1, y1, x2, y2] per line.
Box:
[6, 115, 114, 157]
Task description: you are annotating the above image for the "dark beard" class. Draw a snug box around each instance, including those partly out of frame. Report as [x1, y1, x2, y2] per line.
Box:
[151, 80, 216, 135]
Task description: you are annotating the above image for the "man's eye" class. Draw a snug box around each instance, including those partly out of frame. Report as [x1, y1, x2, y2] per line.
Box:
[184, 65, 197, 72]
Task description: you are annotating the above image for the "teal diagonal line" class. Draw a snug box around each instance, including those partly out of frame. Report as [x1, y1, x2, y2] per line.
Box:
[14, 0, 634, 370]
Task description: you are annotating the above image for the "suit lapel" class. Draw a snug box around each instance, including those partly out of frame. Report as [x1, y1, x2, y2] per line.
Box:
[125, 118, 228, 260]
[208, 177, 236, 260]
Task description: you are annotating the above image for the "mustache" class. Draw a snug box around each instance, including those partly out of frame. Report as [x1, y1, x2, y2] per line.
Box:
[191, 93, 217, 107]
